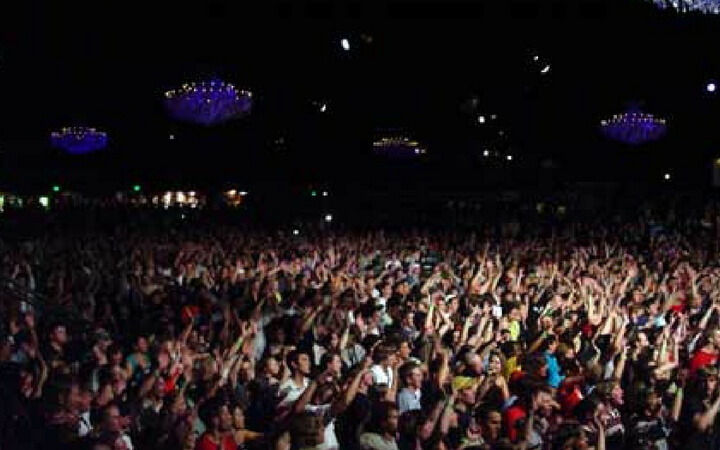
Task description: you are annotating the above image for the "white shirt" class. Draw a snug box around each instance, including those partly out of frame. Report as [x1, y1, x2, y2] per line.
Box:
[279, 377, 309, 407]
[78, 411, 92, 437]
[371, 364, 393, 388]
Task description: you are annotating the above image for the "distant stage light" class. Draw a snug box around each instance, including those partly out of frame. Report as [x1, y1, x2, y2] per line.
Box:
[708, 82, 717, 93]
[506, 154, 513, 161]
[541, 65, 551, 74]
[664, 173, 671, 180]
[341, 38, 350, 51]
[483, 150, 490, 157]
[325, 214, 333, 222]
[478, 115, 486, 124]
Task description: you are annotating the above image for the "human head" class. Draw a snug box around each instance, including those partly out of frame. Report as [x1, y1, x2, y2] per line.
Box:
[50, 323, 68, 346]
[286, 350, 311, 377]
[232, 404, 246, 430]
[261, 355, 281, 378]
[554, 423, 589, 450]
[540, 335, 558, 354]
[135, 335, 149, 354]
[374, 401, 400, 435]
[199, 398, 233, 433]
[398, 340, 412, 360]
[400, 362, 423, 390]
[319, 351, 343, 378]
[476, 405, 502, 444]
[100, 403, 125, 435]
[487, 351, 505, 376]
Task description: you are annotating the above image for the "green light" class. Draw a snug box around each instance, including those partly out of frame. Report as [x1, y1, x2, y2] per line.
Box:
[52, 185, 60, 193]
[133, 185, 141, 192]
[311, 190, 317, 197]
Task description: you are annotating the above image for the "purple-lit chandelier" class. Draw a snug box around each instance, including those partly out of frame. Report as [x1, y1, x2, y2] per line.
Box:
[373, 136, 427, 159]
[164, 80, 253, 126]
[649, 0, 720, 14]
[600, 109, 667, 145]
[50, 127, 108, 154]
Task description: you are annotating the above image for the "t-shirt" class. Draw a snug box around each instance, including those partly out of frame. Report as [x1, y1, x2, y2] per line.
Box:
[603, 406, 625, 450]
[504, 404, 527, 443]
[689, 349, 718, 374]
[397, 388, 422, 415]
[628, 413, 670, 450]
[544, 352, 564, 389]
[195, 433, 237, 450]
[278, 377, 309, 408]
[359, 432, 399, 450]
[371, 365, 393, 388]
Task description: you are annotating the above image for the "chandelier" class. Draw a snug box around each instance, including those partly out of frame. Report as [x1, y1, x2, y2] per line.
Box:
[600, 109, 667, 145]
[373, 136, 427, 159]
[164, 80, 253, 126]
[649, 0, 720, 14]
[50, 127, 108, 154]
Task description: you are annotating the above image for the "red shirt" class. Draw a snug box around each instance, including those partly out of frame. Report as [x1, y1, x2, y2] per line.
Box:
[689, 349, 718, 374]
[195, 433, 237, 450]
[504, 404, 527, 443]
[558, 384, 583, 417]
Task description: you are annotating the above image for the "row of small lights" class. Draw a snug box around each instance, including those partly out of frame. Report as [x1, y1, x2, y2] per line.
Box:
[164, 81, 253, 102]
[373, 137, 427, 155]
[600, 112, 667, 127]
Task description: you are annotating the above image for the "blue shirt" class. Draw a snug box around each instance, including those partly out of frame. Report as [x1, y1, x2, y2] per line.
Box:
[397, 387, 422, 414]
[545, 351, 565, 389]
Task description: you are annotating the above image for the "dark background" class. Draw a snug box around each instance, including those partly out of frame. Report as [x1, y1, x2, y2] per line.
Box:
[1, 0, 719, 194]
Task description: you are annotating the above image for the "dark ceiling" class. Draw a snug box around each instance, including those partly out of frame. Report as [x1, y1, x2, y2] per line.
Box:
[1, 0, 720, 192]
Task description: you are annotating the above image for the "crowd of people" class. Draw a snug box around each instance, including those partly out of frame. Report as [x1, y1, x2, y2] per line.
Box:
[2, 204, 720, 450]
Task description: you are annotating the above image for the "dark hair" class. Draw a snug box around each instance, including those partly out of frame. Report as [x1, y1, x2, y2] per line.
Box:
[319, 351, 341, 372]
[198, 397, 227, 429]
[285, 349, 307, 373]
[538, 335, 558, 353]
[574, 395, 603, 421]
[373, 344, 395, 365]
[369, 401, 398, 433]
[475, 403, 501, 422]
[398, 410, 424, 438]
[553, 422, 585, 449]
[399, 361, 421, 384]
